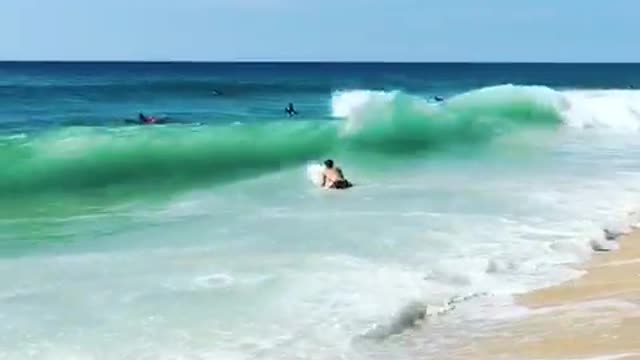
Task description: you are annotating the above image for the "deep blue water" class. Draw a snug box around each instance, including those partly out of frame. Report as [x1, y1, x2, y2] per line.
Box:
[2, 62, 640, 131]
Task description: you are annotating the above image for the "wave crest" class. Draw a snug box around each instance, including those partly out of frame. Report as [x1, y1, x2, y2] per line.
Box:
[332, 85, 563, 152]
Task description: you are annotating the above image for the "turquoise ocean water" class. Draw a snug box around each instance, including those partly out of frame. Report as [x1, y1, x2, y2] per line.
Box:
[2, 62, 640, 359]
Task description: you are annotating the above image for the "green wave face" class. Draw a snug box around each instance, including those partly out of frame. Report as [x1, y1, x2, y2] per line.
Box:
[337, 85, 562, 152]
[0, 123, 337, 195]
[0, 85, 563, 198]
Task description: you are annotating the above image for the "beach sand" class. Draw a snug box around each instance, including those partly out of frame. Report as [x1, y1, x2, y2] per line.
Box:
[460, 230, 640, 360]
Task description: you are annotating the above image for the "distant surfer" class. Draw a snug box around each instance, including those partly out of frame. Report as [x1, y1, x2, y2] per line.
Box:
[285, 103, 298, 117]
[123, 113, 168, 125]
[432, 95, 445, 103]
[321, 159, 352, 190]
[138, 113, 158, 125]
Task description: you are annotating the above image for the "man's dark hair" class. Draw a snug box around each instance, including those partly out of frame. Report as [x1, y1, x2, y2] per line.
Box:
[323, 159, 334, 168]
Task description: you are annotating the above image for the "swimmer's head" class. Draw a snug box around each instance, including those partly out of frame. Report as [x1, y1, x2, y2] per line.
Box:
[323, 159, 334, 168]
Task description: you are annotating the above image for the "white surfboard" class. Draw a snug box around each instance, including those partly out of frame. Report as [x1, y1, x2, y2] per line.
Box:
[306, 163, 324, 187]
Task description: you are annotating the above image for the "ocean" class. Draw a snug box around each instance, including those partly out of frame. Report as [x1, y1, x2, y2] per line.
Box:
[2, 62, 640, 359]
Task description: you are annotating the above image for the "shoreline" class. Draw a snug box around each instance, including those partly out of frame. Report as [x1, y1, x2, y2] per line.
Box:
[465, 227, 640, 359]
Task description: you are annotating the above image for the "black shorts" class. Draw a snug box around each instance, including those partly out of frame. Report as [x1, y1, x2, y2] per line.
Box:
[331, 180, 352, 189]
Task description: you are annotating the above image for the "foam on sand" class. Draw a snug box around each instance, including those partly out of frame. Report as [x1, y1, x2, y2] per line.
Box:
[462, 227, 640, 359]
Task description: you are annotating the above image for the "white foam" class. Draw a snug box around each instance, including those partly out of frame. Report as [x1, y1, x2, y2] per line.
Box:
[561, 90, 640, 130]
[581, 354, 640, 360]
[331, 90, 398, 119]
[192, 273, 235, 289]
[331, 86, 640, 133]
[305, 163, 324, 187]
[330, 89, 435, 136]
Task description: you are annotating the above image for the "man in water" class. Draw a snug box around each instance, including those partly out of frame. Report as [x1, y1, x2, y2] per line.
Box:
[321, 159, 352, 189]
[138, 113, 157, 124]
[285, 103, 298, 117]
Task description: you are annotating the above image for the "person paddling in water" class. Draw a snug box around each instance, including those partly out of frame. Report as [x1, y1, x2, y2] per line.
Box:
[139, 113, 157, 124]
[285, 103, 298, 117]
[321, 159, 352, 189]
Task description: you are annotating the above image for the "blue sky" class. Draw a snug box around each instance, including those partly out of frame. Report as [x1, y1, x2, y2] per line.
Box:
[0, 0, 636, 61]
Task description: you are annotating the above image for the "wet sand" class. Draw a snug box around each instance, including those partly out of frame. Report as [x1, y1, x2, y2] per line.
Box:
[464, 230, 640, 359]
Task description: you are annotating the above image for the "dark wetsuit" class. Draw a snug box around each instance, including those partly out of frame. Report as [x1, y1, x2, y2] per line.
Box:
[285, 103, 297, 117]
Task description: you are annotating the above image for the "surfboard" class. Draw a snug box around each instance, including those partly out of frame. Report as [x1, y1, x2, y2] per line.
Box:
[306, 164, 325, 187]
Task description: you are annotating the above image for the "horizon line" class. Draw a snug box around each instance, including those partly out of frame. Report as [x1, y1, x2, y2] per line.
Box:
[2, 60, 640, 65]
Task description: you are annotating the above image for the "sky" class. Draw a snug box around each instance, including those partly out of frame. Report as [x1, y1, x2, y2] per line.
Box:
[0, 0, 637, 62]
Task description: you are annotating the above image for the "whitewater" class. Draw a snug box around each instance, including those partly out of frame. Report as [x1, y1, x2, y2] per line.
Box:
[3, 62, 640, 359]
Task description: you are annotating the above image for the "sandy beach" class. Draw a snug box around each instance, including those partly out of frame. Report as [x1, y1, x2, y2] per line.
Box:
[463, 229, 640, 359]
